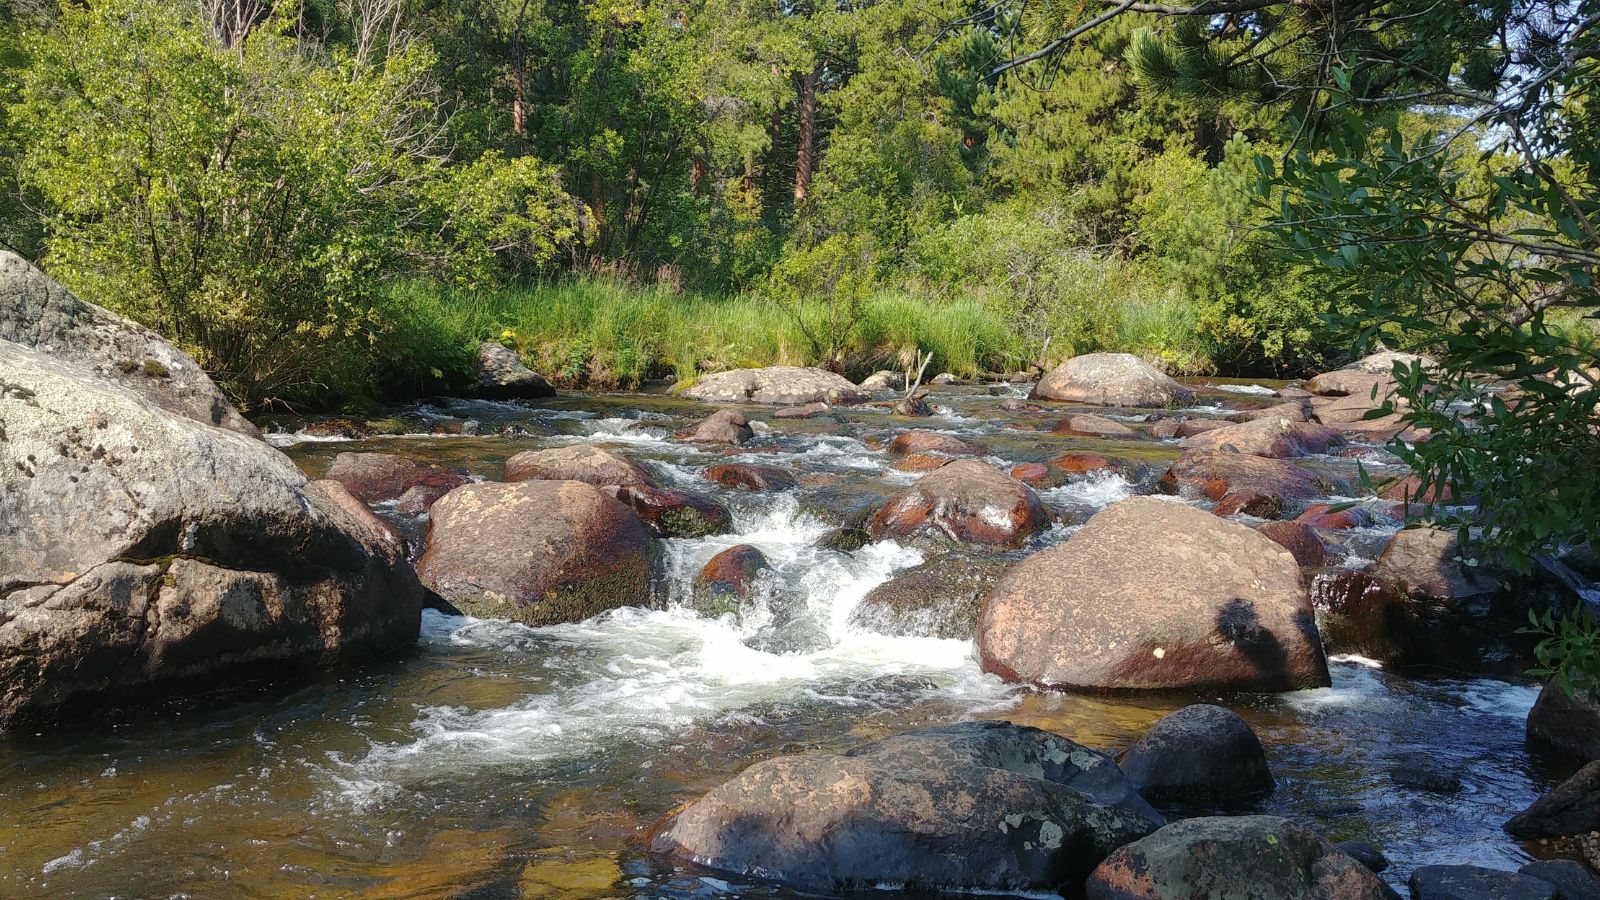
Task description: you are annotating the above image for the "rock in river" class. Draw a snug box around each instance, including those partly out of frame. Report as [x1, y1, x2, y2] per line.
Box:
[0, 249, 258, 437]
[1159, 450, 1341, 519]
[1117, 704, 1275, 807]
[1086, 816, 1398, 899]
[0, 343, 423, 730]
[1505, 760, 1600, 840]
[1409, 865, 1557, 900]
[649, 720, 1164, 894]
[417, 480, 654, 626]
[1179, 416, 1344, 459]
[1031, 353, 1194, 408]
[674, 408, 753, 445]
[848, 555, 1008, 639]
[476, 341, 555, 399]
[504, 444, 654, 487]
[679, 366, 866, 405]
[868, 459, 1050, 549]
[977, 497, 1330, 692]
[888, 429, 984, 456]
[325, 452, 470, 516]
[1528, 678, 1600, 762]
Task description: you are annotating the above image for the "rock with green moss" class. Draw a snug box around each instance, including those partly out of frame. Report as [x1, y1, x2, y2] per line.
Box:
[417, 480, 655, 626]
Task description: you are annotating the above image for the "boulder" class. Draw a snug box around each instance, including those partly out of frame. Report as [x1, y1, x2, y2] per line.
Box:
[1378, 474, 1453, 504]
[893, 452, 954, 473]
[1528, 679, 1600, 761]
[868, 459, 1050, 550]
[324, 452, 470, 516]
[888, 429, 984, 456]
[1257, 521, 1330, 568]
[1054, 414, 1138, 439]
[931, 372, 957, 385]
[1085, 816, 1397, 900]
[891, 388, 933, 417]
[680, 366, 866, 405]
[504, 444, 654, 487]
[1278, 386, 1313, 399]
[1050, 452, 1123, 477]
[1031, 353, 1194, 408]
[417, 480, 654, 626]
[978, 497, 1329, 693]
[0, 249, 257, 437]
[1228, 400, 1312, 424]
[675, 409, 753, 444]
[0, 345, 422, 730]
[848, 556, 1008, 639]
[1409, 866, 1557, 900]
[859, 370, 903, 392]
[650, 720, 1164, 894]
[1337, 841, 1390, 874]
[1350, 350, 1435, 375]
[1506, 761, 1600, 839]
[1117, 705, 1275, 806]
[693, 545, 769, 614]
[1159, 451, 1341, 519]
[1519, 860, 1600, 899]
[1371, 527, 1499, 600]
[703, 463, 798, 492]
[1011, 462, 1059, 487]
[476, 342, 554, 399]
[1175, 417, 1231, 438]
[774, 402, 830, 419]
[1180, 417, 1345, 459]
[608, 485, 731, 538]
[1307, 369, 1398, 401]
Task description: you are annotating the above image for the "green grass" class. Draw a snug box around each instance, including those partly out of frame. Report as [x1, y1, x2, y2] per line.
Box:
[379, 278, 1036, 390]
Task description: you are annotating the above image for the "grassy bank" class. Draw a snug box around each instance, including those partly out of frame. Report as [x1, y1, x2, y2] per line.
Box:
[383, 279, 1029, 390]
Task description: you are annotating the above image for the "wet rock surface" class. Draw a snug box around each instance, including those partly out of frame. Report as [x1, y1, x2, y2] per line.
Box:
[1117, 704, 1275, 807]
[1031, 353, 1194, 407]
[848, 555, 1007, 639]
[325, 452, 470, 515]
[868, 459, 1050, 549]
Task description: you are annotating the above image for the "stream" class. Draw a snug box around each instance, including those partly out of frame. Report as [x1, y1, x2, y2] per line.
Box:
[0, 380, 1578, 897]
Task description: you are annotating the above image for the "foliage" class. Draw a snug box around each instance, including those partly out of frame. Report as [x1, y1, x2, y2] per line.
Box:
[1525, 609, 1600, 703]
[7, 0, 583, 406]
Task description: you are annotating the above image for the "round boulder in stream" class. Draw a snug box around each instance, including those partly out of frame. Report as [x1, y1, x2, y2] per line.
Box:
[1159, 450, 1342, 519]
[679, 366, 866, 405]
[673, 409, 753, 445]
[1085, 816, 1398, 899]
[848, 555, 1008, 639]
[692, 544, 769, 615]
[649, 720, 1164, 894]
[703, 462, 798, 492]
[978, 497, 1330, 692]
[1117, 704, 1275, 807]
[868, 459, 1050, 549]
[507, 445, 729, 537]
[417, 480, 654, 626]
[1527, 678, 1600, 761]
[1031, 353, 1195, 407]
[324, 452, 469, 516]
[1179, 416, 1345, 459]
[475, 341, 555, 399]
[888, 429, 984, 456]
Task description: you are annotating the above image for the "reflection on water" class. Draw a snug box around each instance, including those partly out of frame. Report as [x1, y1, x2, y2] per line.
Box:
[0, 382, 1563, 897]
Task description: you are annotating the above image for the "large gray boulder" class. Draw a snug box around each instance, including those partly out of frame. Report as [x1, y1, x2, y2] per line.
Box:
[0, 250, 257, 436]
[0, 345, 423, 730]
[679, 366, 867, 405]
[649, 720, 1163, 894]
[1031, 353, 1194, 407]
[417, 479, 655, 625]
[1086, 816, 1398, 899]
[1528, 678, 1600, 761]
[476, 341, 554, 399]
[978, 497, 1330, 693]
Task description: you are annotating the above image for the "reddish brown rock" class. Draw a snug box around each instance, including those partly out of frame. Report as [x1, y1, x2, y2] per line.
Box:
[774, 402, 830, 419]
[1175, 418, 1230, 438]
[1228, 401, 1312, 423]
[869, 460, 1050, 549]
[1150, 420, 1181, 439]
[1307, 369, 1398, 400]
[978, 497, 1329, 693]
[324, 452, 470, 516]
[1010, 462, 1058, 487]
[1295, 504, 1374, 530]
[1050, 452, 1122, 477]
[1180, 417, 1345, 459]
[704, 463, 798, 491]
[417, 480, 654, 626]
[1276, 386, 1313, 399]
[675, 409, 753, 444]
[1159, 451, 1341, 520]
[1377, 474, 1453, 504]
[1256, 521, 1329, 568]
[1053, 414, 1137, 439]
[895, 453, 956, 473]
[607, 485, 731, 538]
[888, 430, 985, 457]
[504, 444, 653, 487]
[694, 544, 770, 612]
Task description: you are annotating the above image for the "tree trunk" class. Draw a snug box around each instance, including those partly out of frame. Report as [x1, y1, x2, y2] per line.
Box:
[793, 64, 821, 204]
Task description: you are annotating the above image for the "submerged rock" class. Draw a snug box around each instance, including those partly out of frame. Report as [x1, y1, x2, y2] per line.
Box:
[417, 480, 653, 626]
[888, 429, 984, 456]
[649, 720, 1164, 894]
[1337, 841, 1390, 874]
[1086, 816, 1398, 900]
[693, 545, 769, 615]
[0, 344, 422, 730]
[674, 408, 753, 444]
[1117, 705, 1275, 807]
[1031, 353, 1195, 408]
[608, 485, 731, 538]
[848, 556, 1008, 639]
[868, 459, 1050, 550]
[476, 341, 555, 399]
[978, 497, 1329, 693]
[1409, 865, 1556, 900]
[1389, 751, 1463, 794]
[0, 249, 258, 437]
[774, 401, 830, 419]
[1054, 413, 1138, 439]
[679, 366, 866, 405]
[325, 452, 470, 516]
[1179, 417, 1345, 459]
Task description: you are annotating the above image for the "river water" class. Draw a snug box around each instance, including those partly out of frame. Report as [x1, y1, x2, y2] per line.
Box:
[0, 382, 1575, 897]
